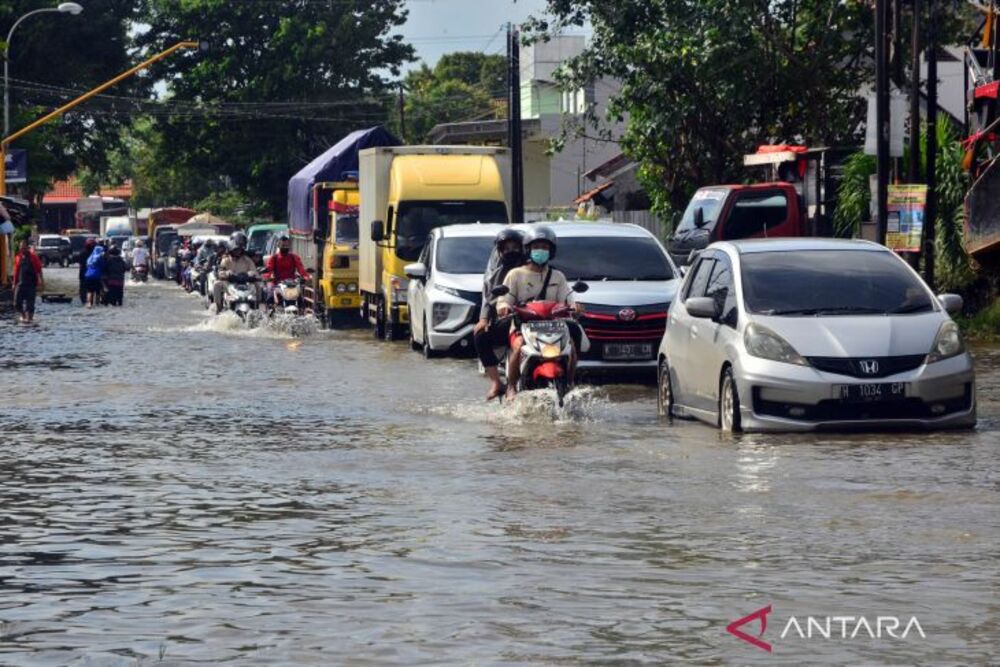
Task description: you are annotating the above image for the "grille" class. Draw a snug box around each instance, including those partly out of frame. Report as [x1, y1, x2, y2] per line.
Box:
[578, 302, 669, 342]
[806, 354, 927, 379]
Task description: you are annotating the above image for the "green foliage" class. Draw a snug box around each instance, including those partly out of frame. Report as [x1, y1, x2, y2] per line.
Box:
[133, 0, 413, 216]
[193, 189, 270, 227]
[399, 51, 506, 142]
[1, 0, 138, 202]
[955, 299, 1000, 342]
[833, 153, 875, 237]
[13, 224, 30, 245]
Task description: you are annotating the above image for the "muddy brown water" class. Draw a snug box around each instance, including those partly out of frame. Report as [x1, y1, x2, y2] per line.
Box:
[1, 269, 998, 665]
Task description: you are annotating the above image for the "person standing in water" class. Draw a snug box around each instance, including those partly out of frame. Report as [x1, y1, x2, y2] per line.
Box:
[102, 246, 128, 306]
[83, 242, 106, 308]
[13, 239, 44, 323]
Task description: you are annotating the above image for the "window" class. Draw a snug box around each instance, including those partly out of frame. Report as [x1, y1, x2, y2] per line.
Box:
[724, 192, 788, 239]
[705, 257, 737, 325]
[335, 215, 359, 244]
[683, 257, 715, 300]
[436, 236, 495, 274]
[394, 201, 507, 261]
[551, 237, 675, 281]
[675, 189, 728, 233]
[740, 249, 935, 315]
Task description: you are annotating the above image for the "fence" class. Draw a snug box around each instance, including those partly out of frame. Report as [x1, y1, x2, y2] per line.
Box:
[612, 210, 667, 239]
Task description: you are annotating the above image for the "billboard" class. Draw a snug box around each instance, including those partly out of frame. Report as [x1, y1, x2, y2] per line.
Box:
[886, 184, 927, 253]
[4, 149, 26, 183]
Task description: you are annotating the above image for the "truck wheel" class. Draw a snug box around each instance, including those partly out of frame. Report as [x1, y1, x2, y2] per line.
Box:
[373, 303, 386, 339]
[316, 288, 328, 329]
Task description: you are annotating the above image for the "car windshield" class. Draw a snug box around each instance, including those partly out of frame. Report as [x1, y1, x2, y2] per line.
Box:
[741, 249, 936, 315]
[395, 201, 507, 261]
[39, 238, 61, 247]
[335, 215, 359, 244]
[552, 236, 675, 281]
[674, 189, 727, 233]
[436, 236, 495, 274]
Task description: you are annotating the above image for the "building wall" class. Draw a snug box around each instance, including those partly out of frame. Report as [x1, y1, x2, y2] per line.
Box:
[522, 140, 552, 209]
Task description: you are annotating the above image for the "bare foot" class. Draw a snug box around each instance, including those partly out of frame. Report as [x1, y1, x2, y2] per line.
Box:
[505, 386, 517, 401]
[486, 382, 505, 401]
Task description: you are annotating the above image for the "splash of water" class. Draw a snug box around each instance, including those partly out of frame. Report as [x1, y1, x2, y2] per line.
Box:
[419, 385, 611, 424]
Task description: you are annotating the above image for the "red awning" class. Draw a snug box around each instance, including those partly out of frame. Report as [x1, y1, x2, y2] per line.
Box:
[574, 180, 614, 204]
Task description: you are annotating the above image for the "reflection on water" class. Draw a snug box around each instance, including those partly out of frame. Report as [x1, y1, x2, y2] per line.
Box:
[0, 268, 998, 664]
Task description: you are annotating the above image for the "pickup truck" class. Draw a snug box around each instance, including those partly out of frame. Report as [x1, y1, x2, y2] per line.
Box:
[36, 234, 72, 267]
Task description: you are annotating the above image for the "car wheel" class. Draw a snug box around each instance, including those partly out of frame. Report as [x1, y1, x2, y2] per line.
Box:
[422, 319, 439, 359]
[61, 257, 69, 267]
[719, 367, 742, 433]
[409, 319, 421, 351]
[657, 360, 674, 419]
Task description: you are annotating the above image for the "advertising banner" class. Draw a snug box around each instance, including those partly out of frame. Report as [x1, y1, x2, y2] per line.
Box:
[5, 149, 26, 183]
[886, 184, 927, 253]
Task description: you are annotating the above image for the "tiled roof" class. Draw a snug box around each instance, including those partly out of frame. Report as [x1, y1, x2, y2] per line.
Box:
[43, 177, 133, 204]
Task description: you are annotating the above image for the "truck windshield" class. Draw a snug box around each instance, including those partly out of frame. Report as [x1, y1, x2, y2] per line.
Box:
[741, 250, 935, 315]
[675, 189, 727, 233]
[395, 201, 508, 261]
[436, 236, 495, 274]
[335, 215, 359, 244]
[553, 237, 675, 281]
[156, 232, 177, 254]
[247, 230, 271, 254]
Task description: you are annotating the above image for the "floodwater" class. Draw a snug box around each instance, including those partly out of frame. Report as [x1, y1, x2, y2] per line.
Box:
[1, 268, 998, 665]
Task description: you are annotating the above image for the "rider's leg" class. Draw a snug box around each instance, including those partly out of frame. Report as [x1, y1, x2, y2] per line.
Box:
[506, 336, 524, 397]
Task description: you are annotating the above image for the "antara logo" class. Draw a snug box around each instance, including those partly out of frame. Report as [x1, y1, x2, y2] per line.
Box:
[727, 605, 926, 653]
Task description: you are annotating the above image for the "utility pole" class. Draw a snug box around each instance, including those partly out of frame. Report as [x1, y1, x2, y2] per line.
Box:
[925, 0, 938, 288]
[892, 0, 904, 178]
[875, 0, 891, 245]
[397, 83, 406, 143]
[908, 0, 922, 183]
[507, 23, 524, 224]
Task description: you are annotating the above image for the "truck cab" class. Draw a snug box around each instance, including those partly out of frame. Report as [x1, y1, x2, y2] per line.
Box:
[667, 183, 804, 265]
[314, 182, 362, 323]
[359, 146, 511, 340]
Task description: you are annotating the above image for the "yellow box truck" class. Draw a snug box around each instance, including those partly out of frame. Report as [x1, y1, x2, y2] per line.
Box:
[359, 146, 511, 340]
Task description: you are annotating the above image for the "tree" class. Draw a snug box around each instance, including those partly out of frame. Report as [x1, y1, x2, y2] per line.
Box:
[134, 0, 414, 217]
[400, 51, 506, 142]
[524, 0, 968, 223]
[0, 0, 138, 206]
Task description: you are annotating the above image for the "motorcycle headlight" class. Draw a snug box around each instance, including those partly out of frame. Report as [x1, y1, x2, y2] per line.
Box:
[542, 343, 560, 359]
[743, 323, 808, 366]
[927, 320, 965, 363]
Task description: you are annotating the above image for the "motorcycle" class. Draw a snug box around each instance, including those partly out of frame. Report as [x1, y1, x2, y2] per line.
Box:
[493, 282, 590, 407]
[131, 264, 149, 283]
[270, 278, 304, 317]
[189, 262, 206, 296]
[224, 272, 260, 321]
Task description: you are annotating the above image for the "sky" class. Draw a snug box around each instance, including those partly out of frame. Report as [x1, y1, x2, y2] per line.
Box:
[398, 0, 552, 71]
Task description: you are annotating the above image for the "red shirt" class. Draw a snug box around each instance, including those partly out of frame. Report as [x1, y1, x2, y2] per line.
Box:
[266, 251, 308, 282]
[13, 250, 43, 285]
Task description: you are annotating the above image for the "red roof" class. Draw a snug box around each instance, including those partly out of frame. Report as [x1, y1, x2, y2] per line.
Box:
[43, 177, 133, 205]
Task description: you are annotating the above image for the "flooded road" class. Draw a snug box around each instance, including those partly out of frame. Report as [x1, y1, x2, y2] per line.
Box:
[2, 269, 998, 665]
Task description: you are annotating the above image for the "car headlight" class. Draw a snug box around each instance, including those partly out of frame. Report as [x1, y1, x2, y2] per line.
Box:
[743, 323, 808, 366]
[347, 283, 357, 292]
[432, 302, 451, 328]
[336, 283, 347, 293]
[927, 320, 965, 363]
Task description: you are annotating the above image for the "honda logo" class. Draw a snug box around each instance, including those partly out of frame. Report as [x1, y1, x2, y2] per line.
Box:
[618, 308, 637, 322]
[858, 359, 880, 375]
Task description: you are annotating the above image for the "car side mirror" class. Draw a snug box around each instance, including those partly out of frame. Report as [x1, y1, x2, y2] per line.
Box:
[572, 281, 589, 294]
[937, 293, 963, 315]
[491, 285, 510, 298]
[694, 207, 705, 228]
[404, 262, 427, 280]
[685, 296, 718, 319]
[370, 220, 385, 243]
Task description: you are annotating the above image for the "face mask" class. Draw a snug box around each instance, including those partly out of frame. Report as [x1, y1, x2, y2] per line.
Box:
[280, 247, 290, 255]
[530, 249, 550, 265]
[500, 251, 521, 267]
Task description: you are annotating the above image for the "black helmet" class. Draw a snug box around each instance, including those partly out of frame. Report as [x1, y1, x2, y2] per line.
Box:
[494, 227, 523, 248]
[230, 231, 248, 250]
[278, 233, 290, 242]
[522, 225, 557, 260]
[204, 239, 217, 249]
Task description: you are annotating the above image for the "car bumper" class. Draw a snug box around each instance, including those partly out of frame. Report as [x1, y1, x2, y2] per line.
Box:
[735, 353, 976, 432]
[428, 325, 476, 354]
[578, 358, 658, 373]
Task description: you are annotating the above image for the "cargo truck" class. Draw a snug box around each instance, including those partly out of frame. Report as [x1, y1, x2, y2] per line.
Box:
[359, 145, 511, 340]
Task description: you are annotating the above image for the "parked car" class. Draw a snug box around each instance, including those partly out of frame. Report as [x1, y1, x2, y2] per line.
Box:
[550, 222, 681, 373]
[405, 223, 506, 356]
[657, 238, 976, 432]
[35, 234, 71, 267]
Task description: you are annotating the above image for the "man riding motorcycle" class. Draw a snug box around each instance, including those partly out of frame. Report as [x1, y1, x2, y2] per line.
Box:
[213, 232, 260, 312]
[265, 234, 309, 309]
[131, 238, 149, 274]
[474, 228, 525, 401]
[497, 225, 582, 400]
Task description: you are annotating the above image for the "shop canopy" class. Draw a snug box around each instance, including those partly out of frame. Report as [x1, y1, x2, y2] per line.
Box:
[287, 126, 400, 234]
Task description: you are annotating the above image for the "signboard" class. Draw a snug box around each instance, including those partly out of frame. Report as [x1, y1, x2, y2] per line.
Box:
[886, 184, 927, 253]
[5, 149, 26, 183]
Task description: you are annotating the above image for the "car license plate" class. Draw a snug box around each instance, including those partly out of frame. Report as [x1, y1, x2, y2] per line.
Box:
[603, 342, 653, 360]
[835, 382, 907, 402]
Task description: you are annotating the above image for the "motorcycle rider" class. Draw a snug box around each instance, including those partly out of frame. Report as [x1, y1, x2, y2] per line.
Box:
[497, 225, 582, 400]
[473, 228, 524, 401]
[265, 234, 309, 309]
[213, 232, 259, 313]
[131, 238, 149, 276]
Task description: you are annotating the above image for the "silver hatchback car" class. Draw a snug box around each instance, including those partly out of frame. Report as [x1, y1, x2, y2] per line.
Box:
[657, 239, 976, 432]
